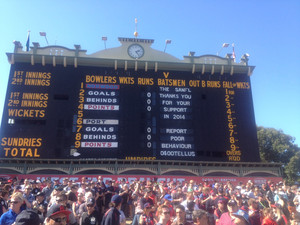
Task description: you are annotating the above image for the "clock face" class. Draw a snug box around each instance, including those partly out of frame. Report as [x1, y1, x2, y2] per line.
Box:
[128, 44, 144, 59]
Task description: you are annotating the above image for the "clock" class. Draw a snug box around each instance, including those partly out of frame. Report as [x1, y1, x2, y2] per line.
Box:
[128, 44, 144, 59]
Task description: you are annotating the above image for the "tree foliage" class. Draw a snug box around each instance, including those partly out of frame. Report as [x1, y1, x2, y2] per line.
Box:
[257, 126, 300, 183]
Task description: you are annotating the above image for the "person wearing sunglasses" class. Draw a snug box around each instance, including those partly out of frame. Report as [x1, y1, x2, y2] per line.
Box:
[80, 198, 100, 225]
[156, 205, 170, 225]
[0, 192, 24, 225]
[44, 204, 71, 225]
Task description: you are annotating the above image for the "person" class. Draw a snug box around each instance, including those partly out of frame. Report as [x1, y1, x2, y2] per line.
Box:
[218, 199, 239, 225]
[156, 205, 170, 225]
[262, 208, 278, 225]
[44, 204, 71, 225]
[213, 199, 227, 224]
[52, 193, 77, 225]
[192, 209, 209, 225]
[0, 192, 24, 225]
[171, 205, 192, 225]
[73, 193, 85, 223]
[101, 195, 122, 225]
[14, 209, 40, 225]
[181, 192, 199, 212]
[138, 203, 154, 225]
[42, 181, 53, 203]
[247, 198, 260, 225]
[0, 191, 9, 217]
[231, 210, 250, 225]
[32, 192, 48, 219]
[80, 198, 100, 225]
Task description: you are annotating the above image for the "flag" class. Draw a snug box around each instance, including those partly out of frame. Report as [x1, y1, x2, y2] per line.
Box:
[102, 36, 107, 41]
[39, 32, 46, 36]
[26, 31, 30, 51]
[165, 39, 171, 44]
[232, 43, 236, 62]
[222, 43, 229, 48]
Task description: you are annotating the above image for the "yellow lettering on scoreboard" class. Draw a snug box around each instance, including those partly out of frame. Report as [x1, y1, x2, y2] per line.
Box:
[8, 109, 45, 118]
[157, 79, 186, 87]
[86, 75, 117, 84]
[125, 156, 156, 161]
[138, 78, 154, 85]
[1, 137, 42, 158]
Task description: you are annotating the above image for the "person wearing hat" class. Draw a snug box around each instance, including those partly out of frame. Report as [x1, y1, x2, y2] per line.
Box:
[101, 195, 122, 225]
[14, 209, 40, 225]
[32, 192, 48, 219]
[44, 204, 71, 225]
[80, 198, 100, 225]
[138, 203, 154, 225]
[159, 194, 174, 218]
[51, 194, 77, 225]
[232, 210, 250, 225]
[47, 186, 64, 210]
[218, 199, 239, 225]
[67, 185, 78, 207]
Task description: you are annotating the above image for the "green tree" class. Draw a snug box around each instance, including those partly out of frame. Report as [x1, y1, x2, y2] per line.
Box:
[257, 126, 300, 183]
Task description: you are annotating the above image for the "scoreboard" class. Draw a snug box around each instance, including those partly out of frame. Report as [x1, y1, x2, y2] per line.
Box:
[0, 61, 260, 162]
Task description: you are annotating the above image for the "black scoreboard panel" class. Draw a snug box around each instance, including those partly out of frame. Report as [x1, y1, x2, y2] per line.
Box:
[0, 62, 260, 162]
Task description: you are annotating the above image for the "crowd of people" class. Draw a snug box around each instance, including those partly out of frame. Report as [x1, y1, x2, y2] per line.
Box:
[0, 176, 299, 225]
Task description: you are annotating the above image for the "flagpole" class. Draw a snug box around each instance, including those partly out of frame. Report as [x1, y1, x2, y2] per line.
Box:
[45, 36, 49, 46]
[26, 30, 30, 51]
[232, 43, 236, 62]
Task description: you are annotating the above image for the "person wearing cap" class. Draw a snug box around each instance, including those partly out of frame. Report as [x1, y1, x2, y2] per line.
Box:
[32, 192, 48, 219]
[47, 187, 64, 210]
[44, 204, 71, 225]
[0, 192, 24, 225]
[67, 185, 78, 207]
[101, 195, 122, 225]
[138, 203, 154, 225]
[80, 198, 100, 225]
[218, 199, 239, 225]
[140, 189, 154, 211]
[231, 210, 250, 225]
[31, 181, 40, 197]
[14, 209, 40, 225]
[160, 194, 174, 218]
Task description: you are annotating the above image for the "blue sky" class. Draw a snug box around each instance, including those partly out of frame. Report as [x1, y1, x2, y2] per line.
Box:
[0, 0, 299, 146]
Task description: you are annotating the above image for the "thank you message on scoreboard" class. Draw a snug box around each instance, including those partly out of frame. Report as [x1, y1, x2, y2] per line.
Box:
[1, 63, 259, 162]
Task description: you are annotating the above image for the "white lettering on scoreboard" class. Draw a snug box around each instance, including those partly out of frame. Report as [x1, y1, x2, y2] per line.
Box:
[81, 142, 118, 148]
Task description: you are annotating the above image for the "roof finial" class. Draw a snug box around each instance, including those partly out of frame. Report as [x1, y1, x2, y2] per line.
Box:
[134, 18, 138, 38]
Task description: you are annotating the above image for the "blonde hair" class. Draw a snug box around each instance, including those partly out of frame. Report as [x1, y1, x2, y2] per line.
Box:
[11, 192, 24, 202]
